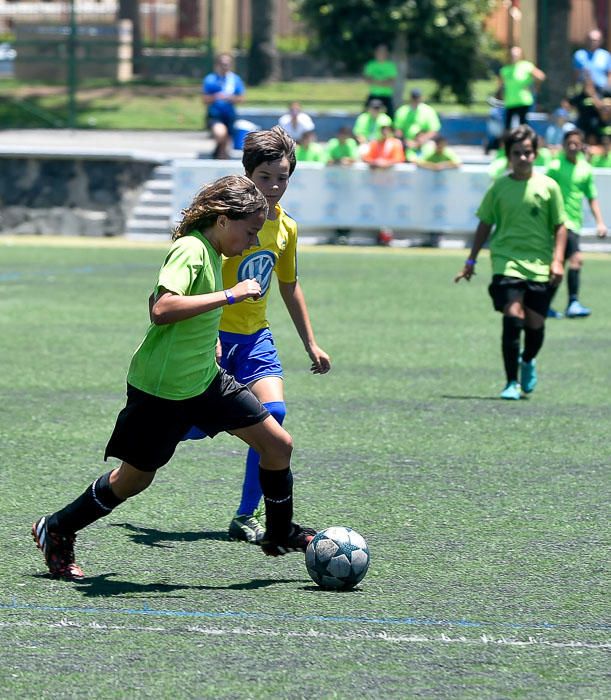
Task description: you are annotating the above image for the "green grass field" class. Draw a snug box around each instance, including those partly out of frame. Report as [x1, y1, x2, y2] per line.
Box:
[0, 239, 609, 699]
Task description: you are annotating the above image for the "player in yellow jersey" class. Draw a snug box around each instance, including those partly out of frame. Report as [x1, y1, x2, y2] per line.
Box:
[185, 127, 331, 542]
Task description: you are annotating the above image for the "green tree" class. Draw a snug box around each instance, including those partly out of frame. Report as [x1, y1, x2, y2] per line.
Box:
[295, 0, 497, 104]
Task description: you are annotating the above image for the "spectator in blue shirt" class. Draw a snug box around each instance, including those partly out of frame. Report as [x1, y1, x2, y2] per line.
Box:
[573, 29, 611, 97]
[202, 53, 246, 159]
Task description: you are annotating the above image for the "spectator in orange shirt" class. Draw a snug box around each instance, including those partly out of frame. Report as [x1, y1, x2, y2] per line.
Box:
[362, 124, 406, 169]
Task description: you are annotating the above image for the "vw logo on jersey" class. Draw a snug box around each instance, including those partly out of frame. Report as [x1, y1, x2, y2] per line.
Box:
[237, 250, 277, 295]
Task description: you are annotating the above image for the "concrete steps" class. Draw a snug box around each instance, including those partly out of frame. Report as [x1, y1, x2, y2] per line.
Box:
[125, 164, 173, 239]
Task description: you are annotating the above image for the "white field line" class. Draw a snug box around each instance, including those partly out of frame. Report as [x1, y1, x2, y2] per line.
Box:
[0, 618, 609, 652]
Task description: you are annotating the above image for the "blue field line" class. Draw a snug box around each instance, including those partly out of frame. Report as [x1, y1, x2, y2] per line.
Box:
[1, 600, 609, 633]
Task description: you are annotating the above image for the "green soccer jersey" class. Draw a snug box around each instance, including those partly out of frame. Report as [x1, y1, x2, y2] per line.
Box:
[326, 137, 360, 162]
[500, 60, 535, 108]
[127, 232, 222, 400]
[363, 59, 398, 98]
[420, 142, 461, 164]
[546, 153, 597, 233]
[393, 103, 441, 140]
[476, 173, 566, 282]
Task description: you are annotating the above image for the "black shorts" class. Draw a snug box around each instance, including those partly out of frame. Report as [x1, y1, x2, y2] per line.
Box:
[564, 230, 580, 260]
[104, 369, 269, 472]
[488, 275, 552, 316]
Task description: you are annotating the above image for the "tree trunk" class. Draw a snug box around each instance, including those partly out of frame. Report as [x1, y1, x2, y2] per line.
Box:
[178, 0, 200, 40]
[248, 0, 280, 84]
[392, 33, 408, 110]
[538, 0, 572, 109]
[117, 0, 142, 74]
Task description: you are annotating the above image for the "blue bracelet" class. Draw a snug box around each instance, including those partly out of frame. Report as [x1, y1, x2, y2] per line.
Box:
[224, 289, 235, 305]
[466, 258, 477, 265]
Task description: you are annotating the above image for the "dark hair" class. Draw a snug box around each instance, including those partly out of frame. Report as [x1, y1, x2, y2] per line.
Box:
[172, 175, 267, 241]
[563, 127, 584, 143]
[504, 124, 538, 158]
[242, 126, 297, 176]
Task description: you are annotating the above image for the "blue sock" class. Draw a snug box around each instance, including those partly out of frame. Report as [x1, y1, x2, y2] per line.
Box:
[237, 401, 286, 516]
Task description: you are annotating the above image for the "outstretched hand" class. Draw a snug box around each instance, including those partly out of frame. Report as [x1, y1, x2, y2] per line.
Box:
[454, 263, 476, 283]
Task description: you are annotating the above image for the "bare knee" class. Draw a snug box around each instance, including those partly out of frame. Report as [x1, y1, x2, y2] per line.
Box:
[259, 430, 293, 469]
[110, 463, 156, 500]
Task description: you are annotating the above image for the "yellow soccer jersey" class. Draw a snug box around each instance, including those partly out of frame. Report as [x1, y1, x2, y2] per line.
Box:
[220, 204, 298, 335]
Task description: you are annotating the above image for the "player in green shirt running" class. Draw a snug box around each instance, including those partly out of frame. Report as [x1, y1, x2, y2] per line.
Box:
[455, 125, 567, 400]
[31, 175, 317, 580]
[546, 128, 608, 318]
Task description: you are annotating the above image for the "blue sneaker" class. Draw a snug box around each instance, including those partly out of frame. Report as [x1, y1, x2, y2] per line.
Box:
[500, 381, 522, 400]
[565, 300, 591, 318]
[547, 307, 563, 319]
[520, 358, 538, 394]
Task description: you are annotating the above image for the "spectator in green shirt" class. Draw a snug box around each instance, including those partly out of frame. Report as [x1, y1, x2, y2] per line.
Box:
[455, 125, 567, 401]
[393, 89, 441, 160]
[362, 44, 398, 118]
[545, 128, 607, 318]
[353, 99, 393, 146]
[295, 130, 327, 163]
[589, 134, 611, 167]
[326, 126, 360, 166]
[416, 135, 461, 171]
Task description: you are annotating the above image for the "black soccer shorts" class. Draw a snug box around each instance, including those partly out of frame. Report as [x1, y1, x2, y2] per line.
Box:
[488, 274, 553, 317]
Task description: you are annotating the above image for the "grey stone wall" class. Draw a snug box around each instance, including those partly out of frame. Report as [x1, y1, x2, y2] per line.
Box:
[0, 157, 155, 236]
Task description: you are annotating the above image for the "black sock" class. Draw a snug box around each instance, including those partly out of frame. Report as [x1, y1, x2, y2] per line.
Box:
[523, 326, 544, 363]
[502, 316, 523, 383]
[259, 467, 293, 541]
[568, 268, 579, 302]
[47, 471, 124, 534]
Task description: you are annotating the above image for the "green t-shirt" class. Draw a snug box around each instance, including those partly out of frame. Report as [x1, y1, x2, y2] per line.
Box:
[533, 147, 552, 167]
[326, 137, 360, 162]
[363, 59, 398, 97]
[420, 142, 461, 164]
[353, 112, 392, 141]
[500, 60, 535, 108]
[127, 232, 222, 400]
[546, 153, 597, 233]
[296, 142, 327, 163]
[590, 152, 611, 168]
[476, 173, 566, 281]
[393, 103, 441, 139]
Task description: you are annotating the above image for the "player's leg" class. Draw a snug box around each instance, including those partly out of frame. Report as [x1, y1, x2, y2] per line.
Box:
[211, 122, 230, 159]
[222, 330, 285, 543]
[520, 282, 551, 394]
[32, 385, 189, 580]
[489, 276, 524, 399]
[229, 376, 285, 543]
[231, 417, 315, 556]
[565, 234, 590, 316]
[32, 463, 155, 581]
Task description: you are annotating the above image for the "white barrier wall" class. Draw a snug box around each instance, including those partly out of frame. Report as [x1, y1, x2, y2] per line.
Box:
[173, 161, 611, 236]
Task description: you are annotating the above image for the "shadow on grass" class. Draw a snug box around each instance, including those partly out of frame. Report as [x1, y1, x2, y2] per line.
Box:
[31, 572, 303, 596]
[110, 522, 231, 548]
[441, 395, 529, 401]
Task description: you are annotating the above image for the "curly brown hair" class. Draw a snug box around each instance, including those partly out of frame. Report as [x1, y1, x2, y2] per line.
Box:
[242, 126, 297, 176]
[172, 175, 268, 241]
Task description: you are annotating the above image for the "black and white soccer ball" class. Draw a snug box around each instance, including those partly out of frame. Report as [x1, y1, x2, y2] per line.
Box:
[305, 526, 370, 590]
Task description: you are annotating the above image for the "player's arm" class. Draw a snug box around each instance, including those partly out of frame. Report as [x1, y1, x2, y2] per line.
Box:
[151, 280, 261, 325]
[454, 221, 493, 282]
[532, 66, 546, 84]
[550, 224, 567, 285]
[588, 198, 608, 237]
[278, 280, 331, 375]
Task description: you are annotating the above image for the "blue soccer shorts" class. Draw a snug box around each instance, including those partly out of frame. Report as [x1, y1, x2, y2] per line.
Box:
[219, 328, 284, 386]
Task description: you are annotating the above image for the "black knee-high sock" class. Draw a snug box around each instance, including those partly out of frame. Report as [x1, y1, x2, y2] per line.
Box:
[568, 268, 579, 302]
[259, 467, 293, 540]
[47, 471, 125, 534]
[523, 326, 544, 363]
[502, 316, 523, 383]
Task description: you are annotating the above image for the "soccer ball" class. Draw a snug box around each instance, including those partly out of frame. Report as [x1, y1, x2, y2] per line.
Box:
[305, 526, 370, 590]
